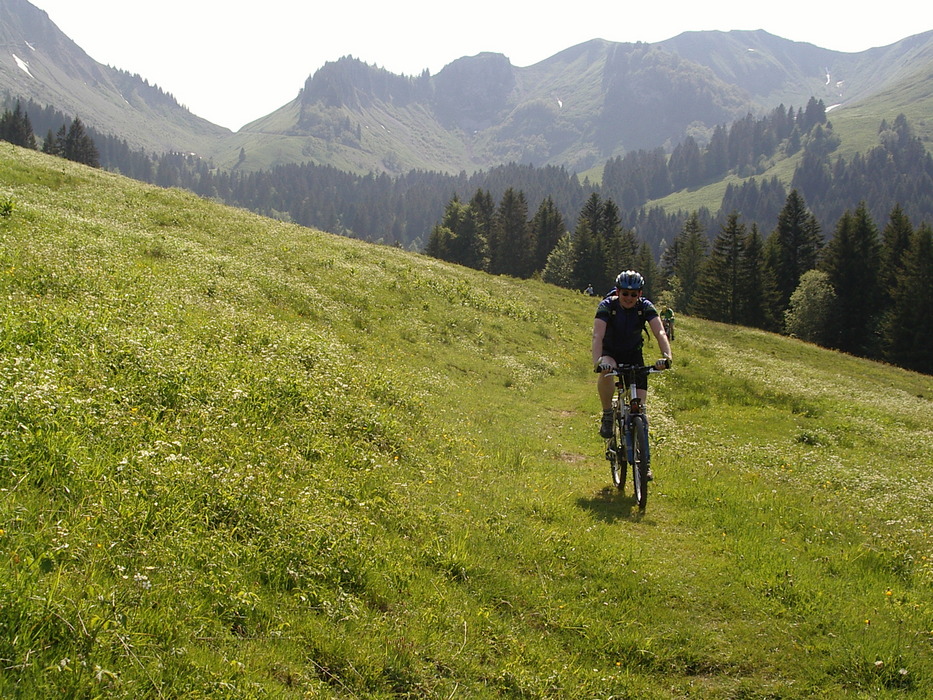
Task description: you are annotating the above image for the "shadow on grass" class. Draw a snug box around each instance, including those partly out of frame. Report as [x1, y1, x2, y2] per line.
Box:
[576, 486, 648, 522]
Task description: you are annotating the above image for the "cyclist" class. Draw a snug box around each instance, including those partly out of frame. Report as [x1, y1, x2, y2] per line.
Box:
[660, 304, 675, 341]
[592, 270, 672, 445]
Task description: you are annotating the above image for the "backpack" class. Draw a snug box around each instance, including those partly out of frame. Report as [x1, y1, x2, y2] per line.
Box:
[602, 293, 651, 349]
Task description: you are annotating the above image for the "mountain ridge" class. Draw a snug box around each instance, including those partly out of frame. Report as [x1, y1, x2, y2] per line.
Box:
[215, 28, 933, 174]
[2, 0, 933, 177]
[659, 28, 933, 109]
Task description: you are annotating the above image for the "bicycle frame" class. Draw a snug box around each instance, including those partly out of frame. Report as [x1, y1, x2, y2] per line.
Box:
[604, 363, 666, 510]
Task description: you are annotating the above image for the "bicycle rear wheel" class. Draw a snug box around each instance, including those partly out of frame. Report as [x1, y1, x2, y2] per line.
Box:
[631, 414, 649, 510]
[609, 410, 626, 491]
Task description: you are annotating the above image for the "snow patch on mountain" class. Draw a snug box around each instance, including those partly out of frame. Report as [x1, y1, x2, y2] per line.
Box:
[12, 54, 32, 78]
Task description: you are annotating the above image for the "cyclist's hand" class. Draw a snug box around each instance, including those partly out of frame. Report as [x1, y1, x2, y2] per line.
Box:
[595, 360, 613, 373]
[655, 357, 671, 370]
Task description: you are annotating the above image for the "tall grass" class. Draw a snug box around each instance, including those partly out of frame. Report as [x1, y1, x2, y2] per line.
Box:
[1, 145, 931, 698]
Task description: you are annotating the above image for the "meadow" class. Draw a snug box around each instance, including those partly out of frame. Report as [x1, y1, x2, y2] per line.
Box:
[1, 144, 931, 698]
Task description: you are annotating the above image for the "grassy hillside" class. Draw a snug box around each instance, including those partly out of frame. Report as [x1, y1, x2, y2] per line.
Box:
[227, 99, 475, 175]
[1, 145, 932, 698]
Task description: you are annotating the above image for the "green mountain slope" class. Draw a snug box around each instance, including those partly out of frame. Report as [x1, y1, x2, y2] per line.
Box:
[661, 29, 933, 160]
[645, 30, 933, 215]
[2, 147, 932, 697]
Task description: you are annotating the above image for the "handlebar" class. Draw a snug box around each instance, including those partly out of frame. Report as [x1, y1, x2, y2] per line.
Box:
[595, 359, 671, 374]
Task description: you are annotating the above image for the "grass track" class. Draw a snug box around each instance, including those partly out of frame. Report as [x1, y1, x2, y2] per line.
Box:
[1, 145, 931, 698]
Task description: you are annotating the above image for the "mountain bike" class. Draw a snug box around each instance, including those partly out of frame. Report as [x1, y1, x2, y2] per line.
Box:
[603, 361, 669, 511]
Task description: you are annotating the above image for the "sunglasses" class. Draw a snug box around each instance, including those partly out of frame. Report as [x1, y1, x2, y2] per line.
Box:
[617, 289, 640, 298]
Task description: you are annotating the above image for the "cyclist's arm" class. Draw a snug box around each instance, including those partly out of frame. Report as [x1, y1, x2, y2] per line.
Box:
[592, 318, 609, 368]
[648, 316, 672, 365]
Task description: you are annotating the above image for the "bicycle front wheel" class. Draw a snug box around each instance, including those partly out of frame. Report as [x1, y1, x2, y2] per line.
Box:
[631, 414, 649, 511]
[610, 411, 626, 491]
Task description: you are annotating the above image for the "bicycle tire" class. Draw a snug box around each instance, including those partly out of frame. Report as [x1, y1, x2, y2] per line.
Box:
[631, 414, 649, 510]
[610, 410, 626, 491]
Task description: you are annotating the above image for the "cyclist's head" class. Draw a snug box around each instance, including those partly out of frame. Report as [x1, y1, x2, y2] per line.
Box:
[615, 270, 645, 292]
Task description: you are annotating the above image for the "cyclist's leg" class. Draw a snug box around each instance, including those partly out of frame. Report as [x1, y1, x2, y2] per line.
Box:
[597, 356, 618, 438]
[632, 351, 648, 405]
[633, 364, 652, 479]
[598, 365, 617, 410]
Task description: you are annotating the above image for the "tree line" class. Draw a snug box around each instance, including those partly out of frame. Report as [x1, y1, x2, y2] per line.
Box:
[689, 195, 932, 375]
[426, 181, 931, 374]
[0, 94, 852, 255]
[5, 93, 933, 257]
[0, 101, 99, 167]
[601, 97, 831, 211]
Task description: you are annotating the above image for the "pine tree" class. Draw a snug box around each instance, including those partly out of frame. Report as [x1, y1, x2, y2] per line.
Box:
[468, 189, 494, 271]
[768, 189, 822, 309]
[63, 117, 99, 167]
[634, 240, 660, 299]
[705, 124, 729, 178]
[577, 193, 603, 237]
[801, 97, 828, 131]
[884, 223, 933, 374]
[659, 230, 680, 280]
[879, 204, 913, 307]
[600, 198, 637, 284]
[490, 188, 530, 277]
[572, 194, 610, 291]
[739, 224, 779, 330]
[0, 102, 37, 149]
[425, 195, 486, 270]
[458, 205, 486, 271]
[42, 126, 66, 156]
[673, 212, 708, 314]
[530, 196, 565, 274]
[695, 212, 746, 323]
[820, 202, 882, 356]
[428, 196, 466, 264]
[449, 197, 480, 270]
[669, 135, 703, 189]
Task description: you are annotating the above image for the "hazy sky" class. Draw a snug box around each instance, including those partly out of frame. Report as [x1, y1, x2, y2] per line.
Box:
[28, 0, 933, 131]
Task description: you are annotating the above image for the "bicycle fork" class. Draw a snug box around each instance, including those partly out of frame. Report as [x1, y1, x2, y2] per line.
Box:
[606, 379, 653, 466]
[624, 399, 650, 466]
